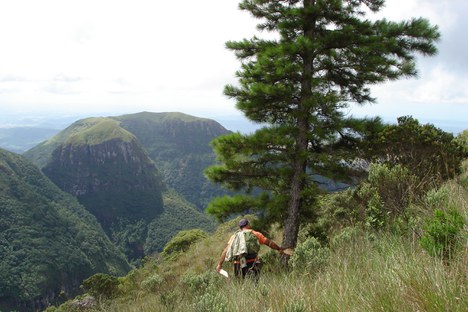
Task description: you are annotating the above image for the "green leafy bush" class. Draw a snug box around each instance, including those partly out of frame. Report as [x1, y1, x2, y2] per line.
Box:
[162, 229, 207, 259]
[420, 208, 465, 259]
[81, 273, 120, 299]
[180, 271, 217, 295]
[141, 273, 163, 292]
[375, 116, 466, 184]
[290, 237, 329, 274]
[192, 291, 229, 312]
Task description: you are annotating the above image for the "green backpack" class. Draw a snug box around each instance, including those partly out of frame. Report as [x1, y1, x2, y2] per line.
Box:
[244, 230, 260, 255]
[225, 230, 260, 261]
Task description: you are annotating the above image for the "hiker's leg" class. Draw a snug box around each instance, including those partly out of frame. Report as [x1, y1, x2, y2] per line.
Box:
[252, 261, 260, 283]
[234, 263, 243, 278]
[245, 262, 259, 281]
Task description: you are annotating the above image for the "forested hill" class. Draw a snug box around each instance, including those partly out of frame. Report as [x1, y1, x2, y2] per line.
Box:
[25, 111, 232, 210]
[113, 112, 232, 210]
[0, 148, 130, 311]
[41, 117, 166, 229]
[23, 114, 216, 262]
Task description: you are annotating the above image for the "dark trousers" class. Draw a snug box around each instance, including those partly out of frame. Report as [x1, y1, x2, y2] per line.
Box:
[234, 259, 260, 281]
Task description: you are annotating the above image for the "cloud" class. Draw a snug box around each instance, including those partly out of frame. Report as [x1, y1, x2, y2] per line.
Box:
[0, 75, 27, 83]
[0, 0, 465, 132]
[53, 74, 83, 83]
[413, 66, 468, 105]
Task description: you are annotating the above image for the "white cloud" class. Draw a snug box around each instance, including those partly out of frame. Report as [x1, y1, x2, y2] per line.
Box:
[413, 66, 468, 104]
[0, 0, 466, 132]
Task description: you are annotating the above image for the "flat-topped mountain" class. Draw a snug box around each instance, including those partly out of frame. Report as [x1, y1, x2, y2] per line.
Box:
[42, 118, 165, 226]
[26, 112, 232, 210]
[24, 113, 218, 261]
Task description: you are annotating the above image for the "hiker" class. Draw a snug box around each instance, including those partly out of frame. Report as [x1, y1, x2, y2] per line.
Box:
[216, 218, 284, 280]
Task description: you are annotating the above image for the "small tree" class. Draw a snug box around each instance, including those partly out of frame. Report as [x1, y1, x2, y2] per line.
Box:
[373, 116, 467, 188]
[206, 0, 440, 253]
[162, 229, 207, 259]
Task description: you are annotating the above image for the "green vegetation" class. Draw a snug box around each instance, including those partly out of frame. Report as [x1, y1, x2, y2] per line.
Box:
[81, 274, 121, 300]
[161, 229, 208, 259]
[48, 157, 466, 312]
[46, 127, 467, 312]
[22, 112, 219, 265]
[373, 116, 466, 186]
[145, 190, 216, 256]
[206, 0, 440, 252]
[65, 118, 134, 146]
[114, 111, 232, 210]
[0, 148, 130, 310]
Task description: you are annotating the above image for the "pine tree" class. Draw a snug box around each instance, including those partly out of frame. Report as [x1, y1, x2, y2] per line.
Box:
[205, 0, 440, 253]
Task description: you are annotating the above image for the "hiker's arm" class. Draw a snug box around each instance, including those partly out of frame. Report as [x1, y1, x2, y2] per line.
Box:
[265, 238, 283, 253]
[216, 245, 228, 272]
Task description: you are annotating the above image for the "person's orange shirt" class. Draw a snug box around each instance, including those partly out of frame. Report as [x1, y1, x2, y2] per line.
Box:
[226, 229, 267, 245]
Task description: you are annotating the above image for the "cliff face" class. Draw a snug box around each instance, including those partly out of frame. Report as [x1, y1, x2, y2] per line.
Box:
[23, 113, 220, 259]
[38, 118, 166, 261]
[43, 137, 164, 225]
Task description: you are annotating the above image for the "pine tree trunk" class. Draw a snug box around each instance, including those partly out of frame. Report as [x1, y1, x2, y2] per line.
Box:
[281, 0, 315, 267]
[281, 117, 308, 267]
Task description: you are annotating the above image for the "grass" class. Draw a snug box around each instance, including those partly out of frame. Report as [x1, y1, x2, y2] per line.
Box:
[57, 222, 466, 312]
[49, 174, 467, 312]
[65, 118, 135, 146]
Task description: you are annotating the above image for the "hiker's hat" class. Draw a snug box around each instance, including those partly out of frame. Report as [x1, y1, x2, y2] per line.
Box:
[239, 218, 249, 228]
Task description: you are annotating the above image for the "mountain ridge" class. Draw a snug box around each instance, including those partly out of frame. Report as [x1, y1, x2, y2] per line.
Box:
[24, 112, 220, 261]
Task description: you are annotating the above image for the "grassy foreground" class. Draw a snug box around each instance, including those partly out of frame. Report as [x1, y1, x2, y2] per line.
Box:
[47, 158, 467, 312]
[49, 216, 466, 312]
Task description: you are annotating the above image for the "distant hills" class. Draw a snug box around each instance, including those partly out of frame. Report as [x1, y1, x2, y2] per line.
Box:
[24, 112, 223, 261]
[0, 148, 130, 311]
[1, 112, 227, 310]
[26, 112, 231, 211]
[0, 127, 59, 153]
[114, 112, 232, 209]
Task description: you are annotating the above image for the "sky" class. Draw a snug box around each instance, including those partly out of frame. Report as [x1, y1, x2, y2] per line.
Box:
[0, 0, 466, 133]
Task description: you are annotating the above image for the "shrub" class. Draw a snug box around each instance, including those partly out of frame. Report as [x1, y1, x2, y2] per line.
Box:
[81, 273, 120, 299]
[290, 237, 329, 274]
[162, 229, 207, 259]
[180, 271, 218, 295]
[192, 291, 230, 312]
[375, 116, 466, 184]
[141, 273, 163, 292]
[364, 163, 417, 216]
[420, 208, 465, 260]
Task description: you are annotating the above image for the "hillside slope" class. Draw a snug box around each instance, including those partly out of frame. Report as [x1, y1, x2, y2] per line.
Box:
[24, 115, 216, 260]
[113, 112, 232, 210]
[42, 118, 165, 226]
[0, 148, 130, 311]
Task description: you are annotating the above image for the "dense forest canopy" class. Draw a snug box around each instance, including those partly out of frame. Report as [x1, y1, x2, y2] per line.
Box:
[0, 148, 130, 310]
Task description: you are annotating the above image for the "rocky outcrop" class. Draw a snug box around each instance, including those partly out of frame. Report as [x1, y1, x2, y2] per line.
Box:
[43, 132, 165, 227]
